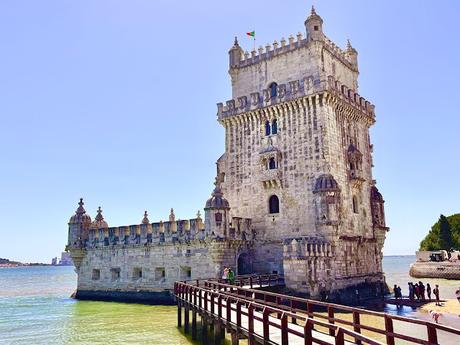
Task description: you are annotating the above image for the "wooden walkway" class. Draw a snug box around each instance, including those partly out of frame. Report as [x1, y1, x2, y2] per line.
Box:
[175, 275, 460, 345]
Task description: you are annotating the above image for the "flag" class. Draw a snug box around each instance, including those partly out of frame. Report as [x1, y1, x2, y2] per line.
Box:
[246, 31, 255, 38]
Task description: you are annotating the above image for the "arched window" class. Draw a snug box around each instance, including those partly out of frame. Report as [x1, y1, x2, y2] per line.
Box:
[271, 119, 278, 134]
[265, 121, 271, 136]
[269, 82, 278, 98]
[352, 196, 358, 214]
[269, 195, 280, 214]
[269, 157, 276, 170]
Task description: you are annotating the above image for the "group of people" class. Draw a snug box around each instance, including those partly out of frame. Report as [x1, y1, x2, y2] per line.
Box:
[393, 281, 441, 305]
[221, 267, 235, 284]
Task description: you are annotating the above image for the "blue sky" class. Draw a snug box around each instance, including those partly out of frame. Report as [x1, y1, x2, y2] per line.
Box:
[0, 1, 459, 263]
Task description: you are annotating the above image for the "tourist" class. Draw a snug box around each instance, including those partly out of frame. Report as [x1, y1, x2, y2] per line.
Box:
[433, 285, 441, 306]
[397, 286, 402, 299]
[426, 283, 432, 300]
[408, 282, 414, 301]
[419, 281, 426, 301]
[393, 285, 398, 299]
[227, 268, 235, 285]
[455, 289, 460, 303]
[222, 267, 229, 283]
[429, 310, 442, 324]
[414, 283, 420, 301]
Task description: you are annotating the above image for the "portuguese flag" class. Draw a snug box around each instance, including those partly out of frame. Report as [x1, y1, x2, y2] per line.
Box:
[246, 31, 255, 37]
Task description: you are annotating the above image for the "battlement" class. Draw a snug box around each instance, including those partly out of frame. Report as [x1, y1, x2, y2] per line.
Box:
[81, 215, 253, 249]
[233, 33, 355, 72]
[217, 75, 374, 120]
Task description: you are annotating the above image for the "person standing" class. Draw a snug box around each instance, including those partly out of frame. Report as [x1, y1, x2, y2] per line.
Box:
[426, 283, 432, 300]
[433, 285, 441, 306]
[419, 281, 426, 301]
[227, 268, 235, 285]
[393, 285, 399, 299]
[455, 289, 460, 303]
[408, 282, 414, 301]
[414, 283, 420, 301]
[222, 267, 229, 283]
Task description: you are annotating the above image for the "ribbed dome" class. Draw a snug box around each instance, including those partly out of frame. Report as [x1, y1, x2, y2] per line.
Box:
[205, 185, 230, 209]
[313, 174, 340, 193]
[69, 198, 92, 226]
[370, 186, 384, 202]
[90, 207, 108, 229]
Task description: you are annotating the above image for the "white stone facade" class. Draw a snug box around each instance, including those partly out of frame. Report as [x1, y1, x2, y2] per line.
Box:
[67, 7, 388, 302]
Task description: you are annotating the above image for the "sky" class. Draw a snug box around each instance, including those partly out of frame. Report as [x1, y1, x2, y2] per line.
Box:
[0, 0, 459, 263]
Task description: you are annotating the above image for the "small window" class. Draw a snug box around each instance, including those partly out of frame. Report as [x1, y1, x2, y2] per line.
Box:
[314, 25, 319, 31]
[269, 82, 277, 98]
[269, 157, 276, 170]
[271, 119, 278, 134]
[180, 266, 192, 280]
[155, 267, 166, 281]
[352, 196, 358, 214]
[111, 268, 120, 281]
[133, 267, 142, 280]
[265, 121, 271, 136]
[269, 195, 280, 214]
[92, 269, 100, 280]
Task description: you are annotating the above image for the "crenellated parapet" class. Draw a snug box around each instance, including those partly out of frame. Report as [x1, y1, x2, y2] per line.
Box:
[86, 212, 205, 249]
[231, 33, 356, 73]
[217, 75, 375, 123]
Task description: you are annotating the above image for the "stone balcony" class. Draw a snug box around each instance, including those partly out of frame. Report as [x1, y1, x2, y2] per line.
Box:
[260, 168, 282, 188]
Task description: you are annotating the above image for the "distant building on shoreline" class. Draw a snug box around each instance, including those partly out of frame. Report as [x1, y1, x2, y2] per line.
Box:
[51, 252, 73, 266]
[67, 6, 388, 304]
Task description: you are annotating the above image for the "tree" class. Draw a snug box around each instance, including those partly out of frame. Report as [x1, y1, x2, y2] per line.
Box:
[439, 214, 454, 250]
[420, 213, 460, 251]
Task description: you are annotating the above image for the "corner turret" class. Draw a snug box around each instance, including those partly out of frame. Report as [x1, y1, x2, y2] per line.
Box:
[346, 39, 358, 70]
[68, 198, 91, 248]
[204, 178, 230, 238]
[305, 6, 324, 41]
[228, 37, 244, 69]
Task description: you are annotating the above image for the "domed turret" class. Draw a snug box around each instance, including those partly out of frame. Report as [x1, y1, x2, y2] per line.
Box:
[370, 185, 386, 228]
[204, 178, 230, 237]
[305, 6, 324, 41]
[205, 184, 230, 209]
[69, 198, 92, 228]
[313, 174, 340, 193]
[90, 207, 108, 229]
[141, 211, 150, 224]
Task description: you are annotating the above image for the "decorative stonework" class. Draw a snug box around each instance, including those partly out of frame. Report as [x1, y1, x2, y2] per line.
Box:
[66, 6, 388, 302]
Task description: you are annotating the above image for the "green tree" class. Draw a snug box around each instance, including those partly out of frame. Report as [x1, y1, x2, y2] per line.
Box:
[439, 214, 454, 250]
[420, 213, 460, 251]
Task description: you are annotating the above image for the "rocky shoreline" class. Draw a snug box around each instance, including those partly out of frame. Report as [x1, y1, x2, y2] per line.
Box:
[410, 261, 460, 280]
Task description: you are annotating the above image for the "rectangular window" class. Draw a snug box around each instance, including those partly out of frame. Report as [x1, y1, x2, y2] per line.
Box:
[92, 269, 100, 280]
[111, 268, 120, 281]
[133, 267, 142, 280]
[155, 267, 166, 281]
[180, 266, 192, 280]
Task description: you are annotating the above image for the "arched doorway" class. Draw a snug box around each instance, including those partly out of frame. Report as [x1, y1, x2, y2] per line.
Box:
[237, 252, 252, 275]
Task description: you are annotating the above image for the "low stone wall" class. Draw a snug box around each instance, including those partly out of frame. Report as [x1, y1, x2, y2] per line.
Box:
[409, 262, 460, 280]
[75, 289, 175, 305]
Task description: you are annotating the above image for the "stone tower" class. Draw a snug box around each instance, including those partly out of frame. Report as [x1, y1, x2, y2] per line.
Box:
[216, 6, 388, 298]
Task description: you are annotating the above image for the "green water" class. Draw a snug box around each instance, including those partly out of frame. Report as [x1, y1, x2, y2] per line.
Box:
[1, 257, 459, 344]
[0, 266, 193, 345]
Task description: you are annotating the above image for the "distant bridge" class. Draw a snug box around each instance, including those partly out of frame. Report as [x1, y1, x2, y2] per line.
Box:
[174, 275, 460, 345]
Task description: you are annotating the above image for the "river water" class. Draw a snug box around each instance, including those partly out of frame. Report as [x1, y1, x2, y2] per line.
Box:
[0, 256, 458, 344]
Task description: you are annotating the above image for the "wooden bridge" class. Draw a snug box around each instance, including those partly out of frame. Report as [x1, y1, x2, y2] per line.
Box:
[174, 275, 460, 345]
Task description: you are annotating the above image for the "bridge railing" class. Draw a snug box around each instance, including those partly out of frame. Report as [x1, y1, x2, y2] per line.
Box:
[175, 281, 384, 345]
[195, 279, 460, 345]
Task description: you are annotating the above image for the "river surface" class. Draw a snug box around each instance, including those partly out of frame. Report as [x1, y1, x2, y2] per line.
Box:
[0, 256, 459, 344]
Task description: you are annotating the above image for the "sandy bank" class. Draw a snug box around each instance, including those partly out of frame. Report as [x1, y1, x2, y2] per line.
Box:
[420, 298, 460, 315]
